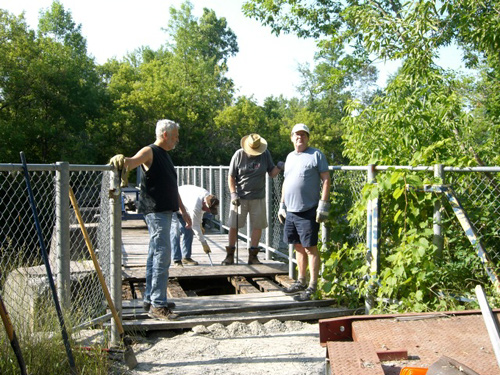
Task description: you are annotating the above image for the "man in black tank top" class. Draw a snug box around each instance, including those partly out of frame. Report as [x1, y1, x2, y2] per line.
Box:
[110, 119, 192, 320]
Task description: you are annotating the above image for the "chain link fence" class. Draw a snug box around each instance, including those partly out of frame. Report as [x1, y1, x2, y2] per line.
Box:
[1, 162, 498, 355]
[0, 162, 120, 344]
[447, 168, 500, 268]
[176, 165, 500, 278]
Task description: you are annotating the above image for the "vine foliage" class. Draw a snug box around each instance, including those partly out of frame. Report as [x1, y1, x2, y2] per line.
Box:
[320, 168, 500, 313]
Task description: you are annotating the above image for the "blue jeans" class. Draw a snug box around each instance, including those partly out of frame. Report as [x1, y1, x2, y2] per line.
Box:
[170, 212, 193, 261]
[144, 212, 172, 308]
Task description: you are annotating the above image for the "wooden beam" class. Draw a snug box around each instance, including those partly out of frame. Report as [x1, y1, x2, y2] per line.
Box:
[167, 278, 188, 299]
[275, 274, 295, 288]
[229, 276, 261, 294]
[252, 277, 282, 292]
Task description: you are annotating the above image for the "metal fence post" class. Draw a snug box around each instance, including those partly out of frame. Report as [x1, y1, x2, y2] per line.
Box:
[265, 174, 271, 260]
[434, 164, 444, 260]
[219, 166, 225, 234]
[209, 166, 213, 194]
[109, 169, 122, 344]
[55, 161, 70, 310]
[289, 244, 295, 278]
[365, 164, 378, 313]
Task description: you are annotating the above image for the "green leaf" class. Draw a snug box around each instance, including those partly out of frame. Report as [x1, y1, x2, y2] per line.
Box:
[394, 209, 403, 222]
[393, 186, 405, 199]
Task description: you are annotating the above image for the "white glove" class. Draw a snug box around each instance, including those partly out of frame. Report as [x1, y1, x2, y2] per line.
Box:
[316, 200, 330, 223]
[201, 241, 211, 254]
[278, 202, 286, 224]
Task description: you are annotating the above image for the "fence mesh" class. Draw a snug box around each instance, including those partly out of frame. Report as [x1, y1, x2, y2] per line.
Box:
[448, 171, 500, 268]
[68, 170, 111, 325]
[0, 164, 111, 343]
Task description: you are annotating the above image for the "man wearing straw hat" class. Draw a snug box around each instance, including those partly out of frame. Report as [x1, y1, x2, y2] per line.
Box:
[222, 133, 284, 265]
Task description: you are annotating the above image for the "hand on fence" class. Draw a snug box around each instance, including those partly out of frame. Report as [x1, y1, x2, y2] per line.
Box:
[109, 154, 129, 187]
[316, 200, 330, 223]
[278, 202, 287, 224]
[109, 154, 125, 170]
[231, 192, 240, 206]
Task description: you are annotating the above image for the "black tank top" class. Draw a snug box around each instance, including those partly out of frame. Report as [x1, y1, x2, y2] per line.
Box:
[137, 144, 179, 214]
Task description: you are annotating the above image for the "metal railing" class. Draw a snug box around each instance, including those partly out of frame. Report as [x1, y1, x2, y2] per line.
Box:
[176, 165, 500, 288]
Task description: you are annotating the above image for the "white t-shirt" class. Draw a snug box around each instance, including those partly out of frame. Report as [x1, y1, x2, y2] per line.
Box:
[178, 185, 209, 242]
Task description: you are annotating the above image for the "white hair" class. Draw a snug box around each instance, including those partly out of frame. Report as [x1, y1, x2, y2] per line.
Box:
[155, 119, 180, 139]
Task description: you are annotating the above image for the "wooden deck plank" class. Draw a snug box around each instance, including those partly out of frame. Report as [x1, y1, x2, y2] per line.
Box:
[122, 291, 341, 318]
[120, 306, 355, 332]
[121, 223, 279, 269]
[123, 263, 288, 281]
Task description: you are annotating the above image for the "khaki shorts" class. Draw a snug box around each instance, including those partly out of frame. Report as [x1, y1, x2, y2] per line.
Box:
[228, 198, 268, 230]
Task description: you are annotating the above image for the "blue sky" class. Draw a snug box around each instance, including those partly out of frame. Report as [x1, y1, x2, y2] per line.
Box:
[4, 0, 470, 104]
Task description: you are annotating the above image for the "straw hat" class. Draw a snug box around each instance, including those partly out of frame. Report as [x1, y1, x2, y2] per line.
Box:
[241, 133, 268, 156]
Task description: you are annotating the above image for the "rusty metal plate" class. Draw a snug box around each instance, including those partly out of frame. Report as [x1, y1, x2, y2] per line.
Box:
[352, 315, 496, 374]
[327, 341, 385, 375]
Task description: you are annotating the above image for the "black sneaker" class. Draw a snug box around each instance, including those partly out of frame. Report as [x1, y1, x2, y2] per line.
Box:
[148, 306, 179, 320]
[143, 301, 176, 312]
[293, 287, 316, 301]
[173, 260, 183, 267]
[283, 281, 307, 295]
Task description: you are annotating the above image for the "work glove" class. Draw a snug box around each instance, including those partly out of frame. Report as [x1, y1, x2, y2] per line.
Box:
[109, 154, 125, 170]
[201, 240, 211, 254]
[278, 202, 286, 224]
[277, 161, 285, 171]
[108, 154, 129, 187]
[231, 192, 240, 206]
[316, 200, 331, 223]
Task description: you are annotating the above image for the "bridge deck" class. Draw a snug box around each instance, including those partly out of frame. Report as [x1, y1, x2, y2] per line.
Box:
[119, 220, 353, 332]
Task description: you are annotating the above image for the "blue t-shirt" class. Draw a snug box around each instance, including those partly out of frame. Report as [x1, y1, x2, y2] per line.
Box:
[283, 147, 329, 212]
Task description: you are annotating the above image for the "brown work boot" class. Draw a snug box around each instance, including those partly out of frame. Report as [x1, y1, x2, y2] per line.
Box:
[182, 257, 199, 266]
[221, 246, 235, 265]
[248, 247, 262, 264]
[148, 306, 178, 320]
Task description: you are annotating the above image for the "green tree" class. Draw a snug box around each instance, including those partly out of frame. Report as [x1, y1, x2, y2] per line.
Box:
[0, 3, 106, 163]
[243, 0, 500, 165]
[103, 1, 238, 166]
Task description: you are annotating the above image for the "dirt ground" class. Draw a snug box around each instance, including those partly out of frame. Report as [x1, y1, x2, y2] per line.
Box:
[106, 319, 326, 375]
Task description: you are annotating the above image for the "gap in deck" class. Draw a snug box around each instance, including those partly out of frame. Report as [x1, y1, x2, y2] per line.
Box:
[177, 277, 237, 296]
